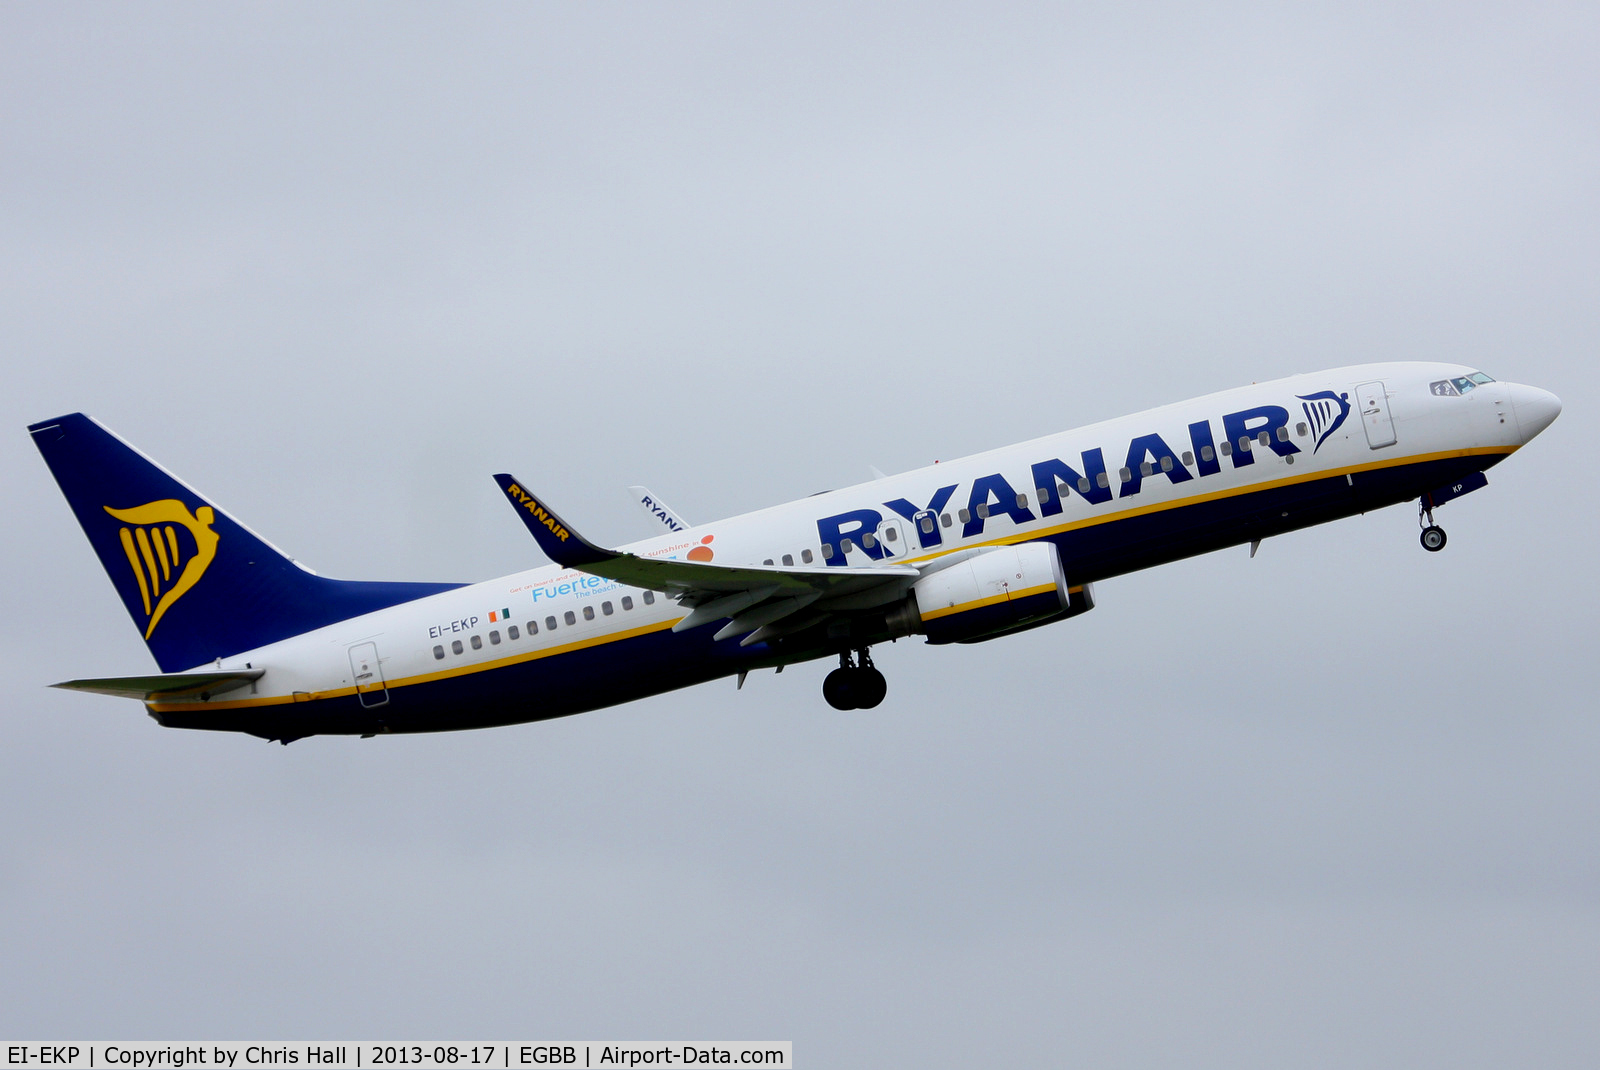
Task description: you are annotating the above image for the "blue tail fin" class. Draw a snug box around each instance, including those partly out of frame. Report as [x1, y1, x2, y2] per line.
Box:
[30, 414, 462, 672]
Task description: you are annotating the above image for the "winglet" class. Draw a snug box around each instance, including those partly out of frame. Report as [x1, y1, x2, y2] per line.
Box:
[492, 474, 617, 568]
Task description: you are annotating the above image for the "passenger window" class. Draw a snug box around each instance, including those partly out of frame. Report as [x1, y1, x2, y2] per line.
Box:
[602, 601, 614, 616]
[1238, 436, 1251, 452]
[1274, 427, 1288, 443]
[959, 508, 971, 524]
[1119, 467, 1132, 482]
[489, 630, 501, 645]
[1077, 477, 1090, 493]
[433, 645, 445, 660]
[822, 543, 835, 559]
[920, 516, 934, 533]
[565, 610, 577, 625]
[1016, 492, 1028, 508]
[527, 620, 538, 635]
[1140, 461, 1153, 477]
[841, 537, 855, 553]
[1036, 485, 1052, 503]
[975, 504, 989, 519]
[1096, 472, 1110, 489]
[1201, 445, 1215, 462]
[508, 625, 521, 640]
[582, 606, 595, 621]
[1257, 431, 1270, 446]
[643, 591, 655, 605]
[1296, 422, 1309, 436]
[782, 554, 793, 566]
[885, 527, 897, 542]
[1220, 440, 1232, 456]
[941, 513, 952, 527]
[1181, 451, 1194, 467]
[1160, 456, 1173, 472]
[764, 559, 774, 565]
[621, 596, 633, 611]
[546, 615, 557, 631]
[470, 635, 483, 650]
[802, 548, 814, 563]
[451, 639, 463, 655]
[861, 533, 876, 549]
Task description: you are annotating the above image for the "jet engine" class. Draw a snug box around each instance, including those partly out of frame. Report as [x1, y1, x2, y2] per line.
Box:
[893, 541, 1089, 645]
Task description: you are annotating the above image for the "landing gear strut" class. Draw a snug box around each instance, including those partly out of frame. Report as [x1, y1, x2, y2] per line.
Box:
[1418, 497, 1447, 553]
[823, 649, 888, 710]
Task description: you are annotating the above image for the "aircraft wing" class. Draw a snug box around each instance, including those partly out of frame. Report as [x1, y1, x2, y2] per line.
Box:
[494, 474, 918, 644]
[626, 484, 691, 535]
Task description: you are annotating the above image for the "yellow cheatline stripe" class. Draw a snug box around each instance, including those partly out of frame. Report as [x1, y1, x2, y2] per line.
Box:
[922, 591, 1009, 620]
[119, 527, 151, 615]
[900, 445, 1513, 566]
[134, 527, 161, 597]
[147, 617, 683, 713]
[920, 582, 1059, 621]
[149, 444, 1511, 713]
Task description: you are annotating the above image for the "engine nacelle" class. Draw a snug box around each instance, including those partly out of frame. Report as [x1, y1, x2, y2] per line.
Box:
[907, 542, 1075, 645]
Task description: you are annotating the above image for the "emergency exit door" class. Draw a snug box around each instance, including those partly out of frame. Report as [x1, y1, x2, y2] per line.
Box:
[875, 517, 909, 559]
[1356, 381, 1397, 449]
[348, 641, 389, 708]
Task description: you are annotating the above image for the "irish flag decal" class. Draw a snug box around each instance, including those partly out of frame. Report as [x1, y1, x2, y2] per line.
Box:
[489, 607, 511, 623]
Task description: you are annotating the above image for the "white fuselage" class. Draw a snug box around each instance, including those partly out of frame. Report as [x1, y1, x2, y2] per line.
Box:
[149, 361, 1556, 735]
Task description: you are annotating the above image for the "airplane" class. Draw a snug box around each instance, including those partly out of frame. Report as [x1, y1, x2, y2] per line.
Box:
[30, 361, 1560, 744]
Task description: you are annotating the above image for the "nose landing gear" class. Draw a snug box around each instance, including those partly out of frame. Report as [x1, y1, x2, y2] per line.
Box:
[1419, 497, 1447, 552]
[822, 649, 888, 710]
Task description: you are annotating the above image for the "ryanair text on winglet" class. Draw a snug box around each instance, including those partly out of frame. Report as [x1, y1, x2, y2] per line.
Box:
[506, 484, 570, 542]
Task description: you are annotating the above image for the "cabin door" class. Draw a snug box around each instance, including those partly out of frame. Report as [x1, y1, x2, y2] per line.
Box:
[1356, 380, 1397, 449]
[348, 641, 390, 708]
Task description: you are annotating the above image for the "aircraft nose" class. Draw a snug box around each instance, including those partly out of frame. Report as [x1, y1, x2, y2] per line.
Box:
[1505, 383, 1563, 444]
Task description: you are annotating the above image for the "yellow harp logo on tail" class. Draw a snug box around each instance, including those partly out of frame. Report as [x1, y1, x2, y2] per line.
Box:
[104, 500, 220, 638]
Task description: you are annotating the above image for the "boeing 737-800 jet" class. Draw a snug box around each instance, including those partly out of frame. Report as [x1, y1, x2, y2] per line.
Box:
[31, 362, 1560, 743]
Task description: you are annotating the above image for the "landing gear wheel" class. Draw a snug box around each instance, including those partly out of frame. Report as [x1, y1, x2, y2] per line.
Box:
[823, 668, 859, 710]
[1417, 497, 1447, 553]
[853, 667, 887, 709]
[821, 649, 888, 710]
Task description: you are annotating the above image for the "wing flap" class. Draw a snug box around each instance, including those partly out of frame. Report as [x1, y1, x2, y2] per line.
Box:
[493, 473, 917, 638]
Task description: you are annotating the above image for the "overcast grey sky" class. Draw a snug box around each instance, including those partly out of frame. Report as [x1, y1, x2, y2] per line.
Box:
[3, 4, 1597, 1065]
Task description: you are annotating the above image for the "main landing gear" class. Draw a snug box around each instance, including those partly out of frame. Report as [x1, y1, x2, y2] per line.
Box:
[1419, 498, 1447, 553]
[823, 649, 887, 710]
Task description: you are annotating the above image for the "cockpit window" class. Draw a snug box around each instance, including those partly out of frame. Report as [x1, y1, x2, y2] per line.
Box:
[1430, 372, 1495, 397]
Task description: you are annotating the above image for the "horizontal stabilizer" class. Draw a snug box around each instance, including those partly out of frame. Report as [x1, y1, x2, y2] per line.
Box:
[53, 669, 264, 701]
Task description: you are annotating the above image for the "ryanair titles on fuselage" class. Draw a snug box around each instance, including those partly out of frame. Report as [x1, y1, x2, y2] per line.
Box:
[817, 395, 1350, 562]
